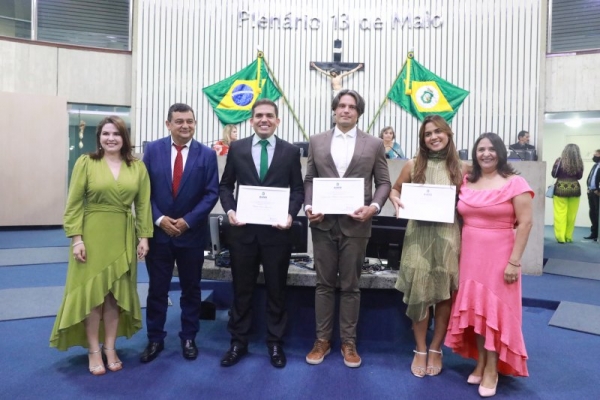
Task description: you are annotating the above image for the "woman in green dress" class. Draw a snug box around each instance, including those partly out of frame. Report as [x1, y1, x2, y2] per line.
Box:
[389, 115, 466, 378]
[50, 116, 153, 375]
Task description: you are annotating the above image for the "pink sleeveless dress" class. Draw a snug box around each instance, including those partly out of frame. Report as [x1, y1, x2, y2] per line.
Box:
[445, 175, 534, 377]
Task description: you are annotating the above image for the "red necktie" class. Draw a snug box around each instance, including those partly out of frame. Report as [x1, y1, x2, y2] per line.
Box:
[172, 144, 185, 197]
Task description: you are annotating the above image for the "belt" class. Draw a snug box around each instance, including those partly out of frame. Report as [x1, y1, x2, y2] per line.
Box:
[85, 203, 135, 265]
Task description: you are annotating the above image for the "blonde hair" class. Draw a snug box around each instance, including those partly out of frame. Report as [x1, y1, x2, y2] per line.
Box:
[221, 125, 237, 145]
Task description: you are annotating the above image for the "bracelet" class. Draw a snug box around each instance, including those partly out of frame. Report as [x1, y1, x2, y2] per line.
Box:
[72, 241, 84, 247]
[508, 260, 521, 267]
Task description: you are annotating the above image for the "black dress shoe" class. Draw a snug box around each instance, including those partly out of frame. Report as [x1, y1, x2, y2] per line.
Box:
[182, 339, 198, 360]
[583, 235, 598, 241]
[268, 345, 287, 368]
[140, 342, 164, 363]
[220, 345, 248, 367]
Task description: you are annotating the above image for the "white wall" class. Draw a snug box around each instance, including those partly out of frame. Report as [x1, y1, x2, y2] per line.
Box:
[134, 0, 543, 155]
[0, 39, 132, 226]
[543, 121, 600, 227]
[0, 40, 132, 105]
[543, 53, 600, 227]
[545, 53, 600, 112]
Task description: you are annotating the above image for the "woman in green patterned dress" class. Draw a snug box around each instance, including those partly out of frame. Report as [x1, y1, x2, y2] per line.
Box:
[389, 115, 466, 378]
[50, 116, 153, 375]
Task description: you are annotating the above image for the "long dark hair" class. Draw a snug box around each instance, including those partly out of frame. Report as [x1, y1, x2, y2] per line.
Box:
[89, 116, 135, 166]
[560, 144, 583, 175]
[468, 132, 517, 182]
[413, 115, 462, 188]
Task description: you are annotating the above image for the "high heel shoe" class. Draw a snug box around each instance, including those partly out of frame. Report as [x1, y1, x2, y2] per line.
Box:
[426, 348, 443, 376]
[88, 349, 106, 376]
[467, 374, 483, 385]
[478, 375, 498, 397]
[411, 350, 427, 378]
[102, 346, 123, 372]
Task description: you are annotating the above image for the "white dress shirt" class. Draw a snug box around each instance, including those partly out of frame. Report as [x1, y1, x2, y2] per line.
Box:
[330, 126, 357, 177]
[251, 134, 276, 175]
[155, 137, 193, 226]
[171, 137, 193, 176]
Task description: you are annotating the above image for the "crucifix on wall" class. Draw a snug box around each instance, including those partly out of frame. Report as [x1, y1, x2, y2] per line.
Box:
[310, 39, 364, 99]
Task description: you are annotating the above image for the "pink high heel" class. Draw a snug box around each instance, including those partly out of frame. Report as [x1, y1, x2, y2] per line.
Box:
[478, 375, 498, 397]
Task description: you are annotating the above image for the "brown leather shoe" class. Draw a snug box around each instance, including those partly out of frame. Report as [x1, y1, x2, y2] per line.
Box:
[305, 339, 331, 365]
[341, 341, 362, 368]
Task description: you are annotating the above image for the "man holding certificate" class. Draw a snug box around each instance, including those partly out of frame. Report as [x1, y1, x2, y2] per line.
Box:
[304, 89, 391, 368]
[218, 99, 304, 368]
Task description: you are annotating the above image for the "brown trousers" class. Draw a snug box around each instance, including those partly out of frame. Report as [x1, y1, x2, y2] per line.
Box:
[311, 220, 369, 343]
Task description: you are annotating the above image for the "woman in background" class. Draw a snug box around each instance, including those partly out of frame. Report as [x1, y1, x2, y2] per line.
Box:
[551, 144, 583, 243]
[213, 124, 238, 156]
[445, 132, 533, 397]
[389, 115, 466, 378]
[379, 126, 405, 159]
[50, 116, 153, 375]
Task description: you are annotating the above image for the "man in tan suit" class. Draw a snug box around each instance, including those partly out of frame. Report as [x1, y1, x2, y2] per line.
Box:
[304, 89, 391, 368]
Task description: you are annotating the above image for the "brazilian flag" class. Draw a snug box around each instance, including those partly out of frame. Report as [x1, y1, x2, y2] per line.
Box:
[202, 56, 281, 125]
[388, 52, 469, 122]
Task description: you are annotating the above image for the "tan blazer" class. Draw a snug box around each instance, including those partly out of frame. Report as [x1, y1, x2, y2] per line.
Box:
[304, 129, 391, 237]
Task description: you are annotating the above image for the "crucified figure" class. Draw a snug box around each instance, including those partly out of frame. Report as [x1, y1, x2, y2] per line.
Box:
[311, 62, 364, 97]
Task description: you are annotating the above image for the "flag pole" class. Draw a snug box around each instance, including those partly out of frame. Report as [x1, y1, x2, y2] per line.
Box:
[366, 52, 413, 134]
[259, 52, 309, 141]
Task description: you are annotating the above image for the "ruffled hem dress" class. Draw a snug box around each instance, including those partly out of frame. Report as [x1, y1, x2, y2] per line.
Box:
[444, 175, 533, 377]
[49, 155, 153, 351]
[395, 158, 461, 322]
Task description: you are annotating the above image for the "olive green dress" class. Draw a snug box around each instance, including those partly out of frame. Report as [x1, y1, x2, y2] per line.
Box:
[395, 158, 461, 322]
[50, 155, 153, 351]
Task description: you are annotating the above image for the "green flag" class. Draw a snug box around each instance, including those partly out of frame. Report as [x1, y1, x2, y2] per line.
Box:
[202, 57, 281, 125]
[388, 53, 469, 122]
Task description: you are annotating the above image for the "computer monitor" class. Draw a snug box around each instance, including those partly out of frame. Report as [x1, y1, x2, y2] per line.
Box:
[508, 149, 537, 161]
[365, 216, 408, 270]
[293, 142, 309, 157]
[208, 214, 308, 255]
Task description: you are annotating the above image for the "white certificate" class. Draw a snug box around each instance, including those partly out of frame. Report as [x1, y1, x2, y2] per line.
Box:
[312, 178, 364, 214]
[236, 185, 290, 226]
[398, 183, 456, 223]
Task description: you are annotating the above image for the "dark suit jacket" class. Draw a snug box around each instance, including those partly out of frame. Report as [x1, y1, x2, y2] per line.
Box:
[509, 142, 535, 150]
[143, 137, 219, 247]
[304, 129, 391, 238]
[588, 163, 600, 190]
[219, 135, 304, 245]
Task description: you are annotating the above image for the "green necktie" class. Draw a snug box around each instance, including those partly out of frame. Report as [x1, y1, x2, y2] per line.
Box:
[259, 139, 269, 181]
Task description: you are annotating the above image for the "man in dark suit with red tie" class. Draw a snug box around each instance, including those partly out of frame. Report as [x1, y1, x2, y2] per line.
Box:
[584, 149, 600, 241]
[218, 99, 304, 368]
[141, 103, 219, 362]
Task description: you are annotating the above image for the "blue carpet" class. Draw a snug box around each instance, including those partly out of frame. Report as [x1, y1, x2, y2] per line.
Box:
[0, 227, 599, 399]
[0, 263, 150, 290]
[522, 273, 600, 307]
[0, 307, 599, 399]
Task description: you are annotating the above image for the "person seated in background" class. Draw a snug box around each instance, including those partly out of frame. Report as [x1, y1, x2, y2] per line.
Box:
[509, 130, 535, 151]
[379, 126, 405, 159]
[213, 125, 238, 156]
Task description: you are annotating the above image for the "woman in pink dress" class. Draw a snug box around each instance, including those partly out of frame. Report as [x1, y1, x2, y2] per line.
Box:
[445, 133, 534, 398]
